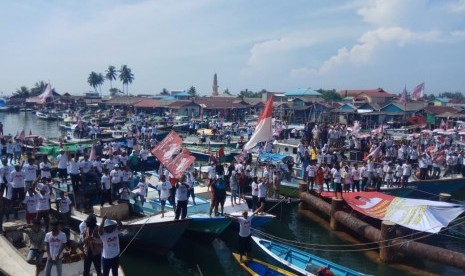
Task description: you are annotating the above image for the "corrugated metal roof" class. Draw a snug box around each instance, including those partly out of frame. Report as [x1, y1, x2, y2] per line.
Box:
[285, 88, 321, 97]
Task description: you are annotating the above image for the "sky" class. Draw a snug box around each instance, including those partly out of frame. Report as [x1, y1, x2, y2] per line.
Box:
[1, 0, 465, 97]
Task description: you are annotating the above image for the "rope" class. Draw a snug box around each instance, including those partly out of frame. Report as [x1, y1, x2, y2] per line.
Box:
[252, 215, 465, 251]
[266, 197, 289, 213]
[404, 186, 465, 204]
[119, 215, 153, 257]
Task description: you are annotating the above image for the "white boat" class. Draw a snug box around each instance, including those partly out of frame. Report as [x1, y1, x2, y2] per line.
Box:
[36, 111, 59, 120]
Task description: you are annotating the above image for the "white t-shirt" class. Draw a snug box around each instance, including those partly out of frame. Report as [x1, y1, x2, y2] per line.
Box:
[136, 181, 149, 197]
[157, 181, 171, 200]
[105, 159, 117, 171]
[258, 182, 266, 198]
[36, 193, 50, 211]
[23, 194, 38, 213]
[101, 175, 111, 190]
[39, 162, 52, 178]
[110, 170, 122, 183]
[56, 154, 68, 169]
[22, 164, 38, 181]
[69, 160, 81, 175]
[58, 197, 72, 214]
[208, 166, 216, 179]
[238, 216, 253, 237]
[251, 181, 258, 196]
[44, 231, 67, 260]
[402, 164, 412, 176]
[10, 170, 25, 188]
[80, 160, 92, 173]
[306, 165, 316, 177]
[100, 230, 120, 259]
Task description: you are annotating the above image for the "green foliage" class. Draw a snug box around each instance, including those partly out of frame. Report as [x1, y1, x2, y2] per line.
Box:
[438, 91, 463, 100]
[238, 89, 261, 98]
[187, 86, 197, 97]
[13, 86, 30, 98]
[317, 89, 341, 101]
[223, 88, 231, 95]
[109, 88, 124, 97]
[160, 88, 170, 95]
[106, 65, 117, 89]
[119, 65, 135, 95]
[88, 72, 104, 93]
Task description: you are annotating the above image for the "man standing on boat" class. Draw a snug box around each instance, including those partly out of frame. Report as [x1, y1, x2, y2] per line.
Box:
[44, 220, 67, 276]
[99, 216, 123, 276]
[225, 205, 263, 263]
[56, 149, 69, 185]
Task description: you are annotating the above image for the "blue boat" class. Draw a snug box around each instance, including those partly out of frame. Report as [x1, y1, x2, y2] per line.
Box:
[252, 236, 368, 276]
[232, 252, 298, 276]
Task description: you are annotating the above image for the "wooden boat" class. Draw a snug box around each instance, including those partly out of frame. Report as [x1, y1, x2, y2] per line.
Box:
[51, 183, 190, 256]
[232, 252, 298, 276]
[381, 176, 465, 198]
[0, 220, 125, 276]
[36, 111, 59, 120]
[252, 236, 368, 276]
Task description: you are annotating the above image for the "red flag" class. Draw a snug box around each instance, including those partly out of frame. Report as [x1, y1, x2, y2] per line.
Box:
[400, 85, 407, 109]
[363, 145, 382, 161]
[151, 130, 183, 166]
[165, 149, 196, 179]
[412, 82, 425, 100]
[244, 95, 273, 150]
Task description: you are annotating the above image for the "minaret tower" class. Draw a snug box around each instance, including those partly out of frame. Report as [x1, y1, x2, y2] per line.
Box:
[212, 73, 219, 96]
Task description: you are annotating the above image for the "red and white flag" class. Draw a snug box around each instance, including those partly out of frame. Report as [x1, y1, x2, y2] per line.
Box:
[400, 85, 408, 108]
[244, 96, 274, 150]
[363, 144, 382, 161]
[166, 149, 196, 179]
[412, 82, 425, 100]
[151, 130, 183, 166]
[89, 144, 96, 161]
[37, 83, 53, 104]
[16, 129, 26, 141]
[109, 117, 116, 124]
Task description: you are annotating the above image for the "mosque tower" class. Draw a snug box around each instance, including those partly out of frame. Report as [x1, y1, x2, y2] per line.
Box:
[212, 73, 219, 96]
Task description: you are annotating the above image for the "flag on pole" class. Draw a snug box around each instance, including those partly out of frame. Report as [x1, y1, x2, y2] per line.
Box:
[363, 144, 382, 161]
[244, 95, 274, 150]
[400, 85, 408, 109]
[37, 83, 53, 104]
[412, 82, 425, 100]
[89, 143, 96, 161]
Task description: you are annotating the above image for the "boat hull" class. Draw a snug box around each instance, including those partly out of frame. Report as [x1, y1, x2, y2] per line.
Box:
[121, 217, 191, 255]
[382, 177, 465, 198]
[232, 252, 298, 276]
[252, 236, 367, 276]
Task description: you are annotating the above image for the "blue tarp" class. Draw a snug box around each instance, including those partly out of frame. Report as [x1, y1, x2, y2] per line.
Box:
[257, 153, 287, 164]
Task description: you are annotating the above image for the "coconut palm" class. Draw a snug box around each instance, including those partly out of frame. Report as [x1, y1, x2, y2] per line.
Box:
[13, 86, 30, 98]
[88, 71, 101, 92]
[119, 65, 134, 95]
[96, 73, 105, 94]
[160, 88, 170, 95]
[105, 65, 117, 89]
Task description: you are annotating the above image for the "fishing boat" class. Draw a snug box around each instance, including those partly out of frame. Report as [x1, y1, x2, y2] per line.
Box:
[252, 236, 368, 276]
[36, 111, 59, 120]
[0, 220, 125, 276]
[232, 252, 298, 276]
[185, 145, 242, 162]
[381, 176, 465, 198]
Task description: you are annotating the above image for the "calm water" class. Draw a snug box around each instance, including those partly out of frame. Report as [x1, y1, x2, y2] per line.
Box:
[0, 111, 61, 138]
[3, 111, 465, 276]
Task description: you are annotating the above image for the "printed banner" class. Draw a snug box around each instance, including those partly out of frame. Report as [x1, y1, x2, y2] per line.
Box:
[151, 130, 183, 166]
[343, 192, 465, 233]
[165, 149, 196, 179]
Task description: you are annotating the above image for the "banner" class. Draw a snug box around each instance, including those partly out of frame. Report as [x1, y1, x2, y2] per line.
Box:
[151, 130, 183, 166]
[343, 192, 465, 233]
[165, 149, 196, 179]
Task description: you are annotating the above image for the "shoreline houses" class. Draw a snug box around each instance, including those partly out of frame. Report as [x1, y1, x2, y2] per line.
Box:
[7, 82, 465, 129]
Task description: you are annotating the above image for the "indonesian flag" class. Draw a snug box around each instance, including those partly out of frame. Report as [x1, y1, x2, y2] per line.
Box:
[364, 144, 382, 161]
[37, 83, 53, 104]
[89, 143, 96, 161]
[165, 149, 196, 179]
[412, 82, 425, 100]
[16, 129, 26, 141]
[244, 95, 273, 150]
[400, 84, 408, 108]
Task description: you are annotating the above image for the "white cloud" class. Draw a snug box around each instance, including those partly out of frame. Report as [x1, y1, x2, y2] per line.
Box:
[448, 0, 465, 13]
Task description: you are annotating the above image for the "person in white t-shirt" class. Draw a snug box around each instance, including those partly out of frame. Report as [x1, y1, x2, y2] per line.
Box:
[36, 186, 51, 232]
[39, 156, 52, 180]
[69, 155, 81, 192]
[401, 160, 412, 187]
[22, 158, 38, 190]
[10, 164, 26, 214]
[44, 221, 67, 276]
[99, 216, 123, 276]
[155, 175, 171, 218]
[22, 187, 38, 224]
[306, 162, 316, 192]
[134, 177, 149, 205]
[225, 206, 263, 263]
[56, 149, 69, 184]
[100, 170, 112, 207]
[56, 191, 72, 224]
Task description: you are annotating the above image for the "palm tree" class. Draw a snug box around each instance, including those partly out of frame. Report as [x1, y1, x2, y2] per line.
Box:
[187, 86, 197, 97]
[119, 65, 134, 95]
[96, 73, 105, 95]
[160, 88, 170, 95]
[30, 81, 48, 96]
[13, 86, 30, 98]
[88, 72, 101, 92]
[105, 65, 117, 89]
